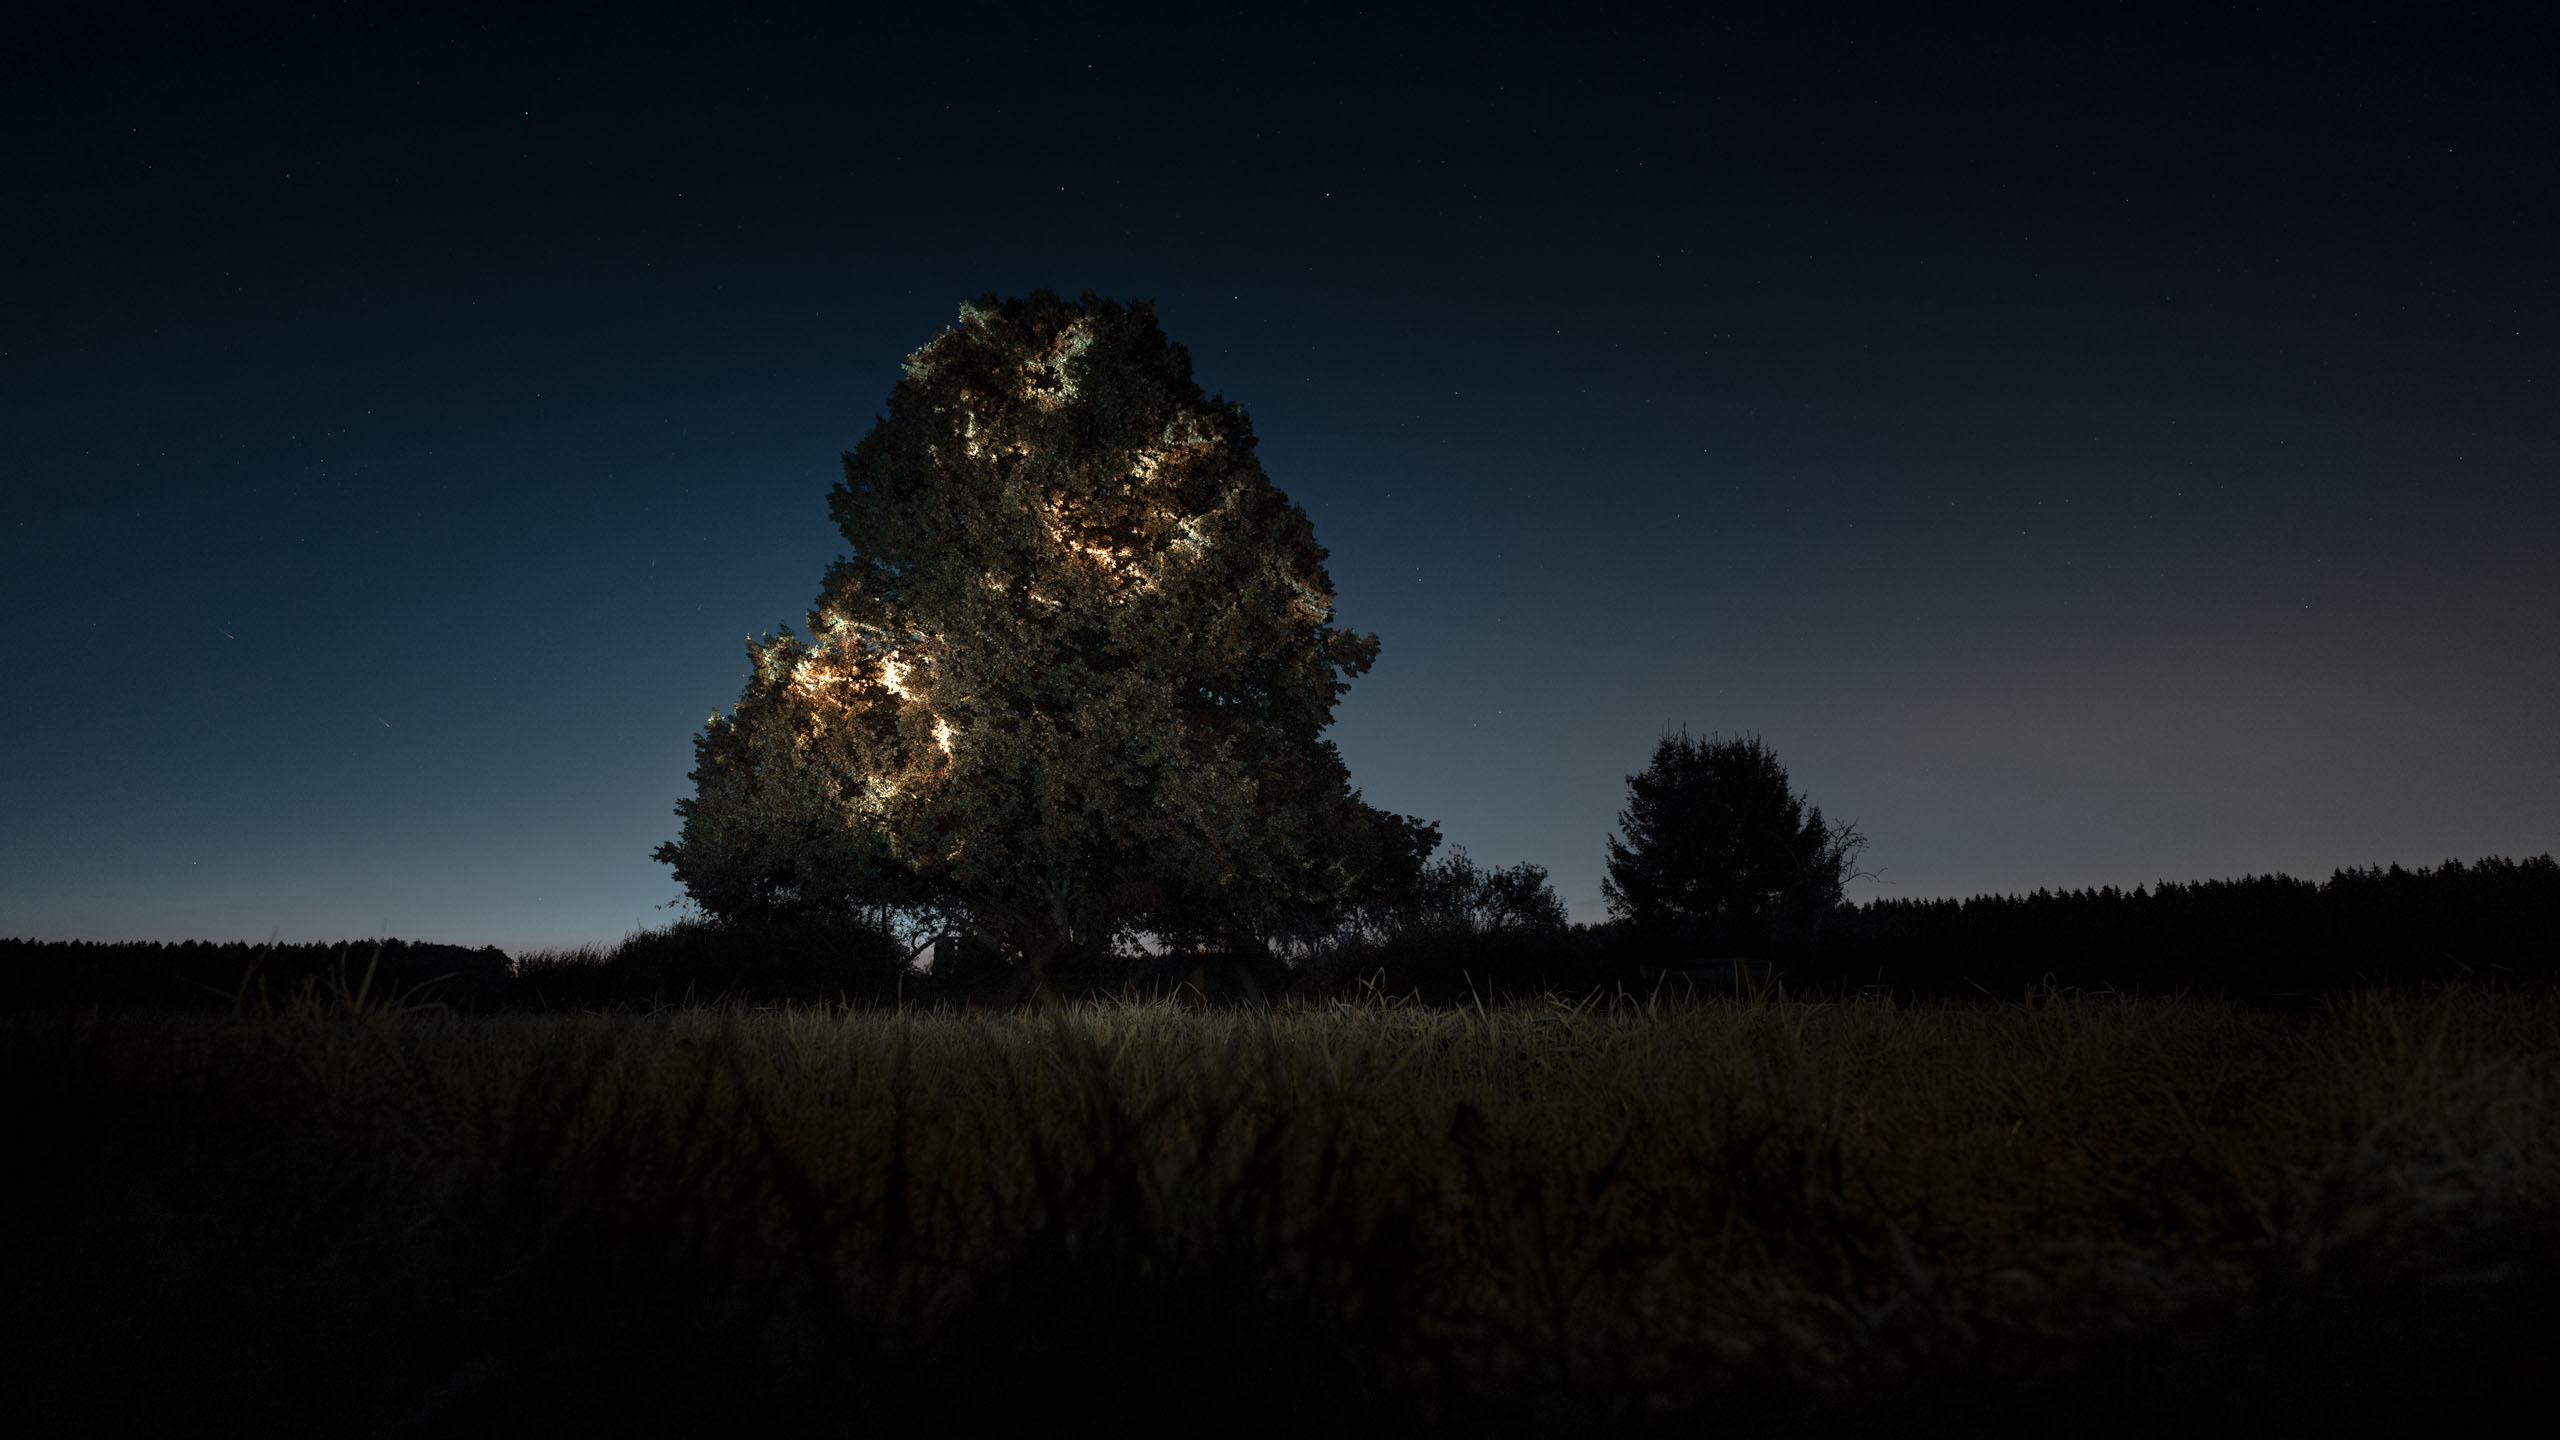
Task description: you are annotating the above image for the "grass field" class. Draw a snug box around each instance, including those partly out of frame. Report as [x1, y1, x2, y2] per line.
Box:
[7, 982, 2557, 1435]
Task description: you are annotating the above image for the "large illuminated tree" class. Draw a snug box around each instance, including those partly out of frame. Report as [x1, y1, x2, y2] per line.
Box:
[657, 292, 1424, 984]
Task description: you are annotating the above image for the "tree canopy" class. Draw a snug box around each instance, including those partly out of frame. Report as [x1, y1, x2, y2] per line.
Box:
[656, 291, 1427, 982]
[1380, 848, 1569, 938]
[1601, 730, 1864, 951]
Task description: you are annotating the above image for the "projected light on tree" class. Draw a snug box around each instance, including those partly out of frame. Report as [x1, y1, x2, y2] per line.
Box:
[657, 292, 1429, 988]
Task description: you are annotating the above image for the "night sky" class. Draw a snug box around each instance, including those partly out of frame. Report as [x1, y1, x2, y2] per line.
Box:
[5, 4, 2553, 952]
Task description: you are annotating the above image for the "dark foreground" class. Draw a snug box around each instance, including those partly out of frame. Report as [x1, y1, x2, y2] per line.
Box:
[6, 990, 2554, 1436]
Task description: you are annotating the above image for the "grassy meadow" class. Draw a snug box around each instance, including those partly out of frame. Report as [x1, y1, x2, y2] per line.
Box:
[7, 982, 2558, 1435]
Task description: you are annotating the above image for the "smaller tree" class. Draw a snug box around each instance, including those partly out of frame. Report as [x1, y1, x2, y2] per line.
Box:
[1602, 730, 1864, 953]
[1409, 848, 1570, 936]
[1347, 845, 1568, 942]
[1323, 843, 1577, 1001]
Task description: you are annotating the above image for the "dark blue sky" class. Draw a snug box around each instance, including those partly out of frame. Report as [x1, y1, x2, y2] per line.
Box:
[6, 3, 2553, 951]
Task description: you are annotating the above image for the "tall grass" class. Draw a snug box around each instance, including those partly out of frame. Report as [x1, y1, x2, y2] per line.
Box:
[6, 984, 2557, 1433]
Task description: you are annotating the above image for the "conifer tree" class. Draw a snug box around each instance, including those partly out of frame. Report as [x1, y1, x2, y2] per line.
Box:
[1601, 730, 1864, 950]
[657, 292, 1423, 984]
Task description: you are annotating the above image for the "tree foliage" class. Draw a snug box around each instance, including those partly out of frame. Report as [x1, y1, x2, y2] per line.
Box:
[656, 291, 1423, 981]
[1372, 848, 1568, 939]
[1601, 730, 1864, 949]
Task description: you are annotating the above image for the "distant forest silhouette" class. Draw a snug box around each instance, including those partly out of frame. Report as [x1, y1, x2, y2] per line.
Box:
[1795, 854, 2560, 1000]
[6, 853, 2553, 1011]
[0, 939, 517, 1012]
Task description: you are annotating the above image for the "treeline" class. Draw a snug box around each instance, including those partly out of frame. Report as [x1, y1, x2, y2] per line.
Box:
[0, 927, 931, 1014]
[1790, 854, 2560, 999]
[6, 854, 2554, 1011]
[1266, 854, 2560, 1005]
[0, 939, 516, 1011]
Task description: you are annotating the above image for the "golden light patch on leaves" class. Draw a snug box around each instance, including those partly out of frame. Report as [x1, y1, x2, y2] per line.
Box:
[663, 292, 1386, 966]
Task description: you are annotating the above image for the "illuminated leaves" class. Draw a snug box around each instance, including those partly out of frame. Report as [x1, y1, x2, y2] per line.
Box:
[661, 292, 1390, 971]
